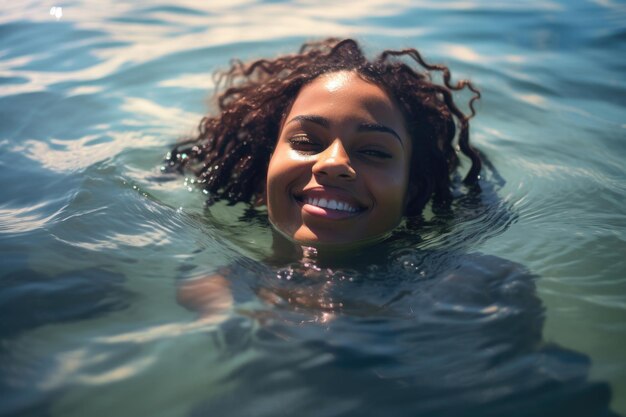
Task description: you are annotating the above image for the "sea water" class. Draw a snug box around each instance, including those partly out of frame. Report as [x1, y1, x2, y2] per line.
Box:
[1, 1, 625, 416]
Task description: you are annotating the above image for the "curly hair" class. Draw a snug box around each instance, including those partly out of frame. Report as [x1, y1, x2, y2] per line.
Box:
[164, 38, 481, 216]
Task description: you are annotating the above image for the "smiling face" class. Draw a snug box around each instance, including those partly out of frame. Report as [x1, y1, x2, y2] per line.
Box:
[266, 71, 412, 248]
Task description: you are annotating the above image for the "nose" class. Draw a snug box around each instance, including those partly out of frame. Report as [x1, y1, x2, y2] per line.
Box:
[312, 139, 356, 180]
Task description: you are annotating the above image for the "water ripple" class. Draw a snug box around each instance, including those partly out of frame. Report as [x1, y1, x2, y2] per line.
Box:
[1, 0, 625, 416]
[0, 201, 65, 234]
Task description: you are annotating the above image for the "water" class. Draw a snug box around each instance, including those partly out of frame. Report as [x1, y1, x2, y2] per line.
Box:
[1, 0, 625, 416]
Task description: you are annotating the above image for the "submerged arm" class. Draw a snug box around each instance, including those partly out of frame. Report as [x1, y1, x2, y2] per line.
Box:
[176, 273, 234, 323]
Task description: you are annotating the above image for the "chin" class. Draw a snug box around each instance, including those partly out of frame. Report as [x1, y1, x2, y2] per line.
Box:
[293, 229, 392, 251]
[269, 216, 399, 252]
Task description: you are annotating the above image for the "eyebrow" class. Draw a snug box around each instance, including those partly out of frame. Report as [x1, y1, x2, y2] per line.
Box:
[357, 123, 402, 145]
[286, 115, 404, 147]
[287, 115, 330, 128]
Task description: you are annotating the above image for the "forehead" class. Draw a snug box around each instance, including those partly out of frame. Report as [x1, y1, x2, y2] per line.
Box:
[286, 71, 406, 129]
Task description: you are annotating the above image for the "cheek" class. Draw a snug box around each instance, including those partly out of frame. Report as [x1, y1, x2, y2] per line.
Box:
[266, 157, 285, 207]
[265, 150, 305, 210]
[266, 145, 288, 188]
[267, 146, 313, 187]
[372, 167, 410, 211]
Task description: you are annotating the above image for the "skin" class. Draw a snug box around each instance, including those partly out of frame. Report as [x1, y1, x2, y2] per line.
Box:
[266, 71, 412, 248]
[176, 273, 233, 323]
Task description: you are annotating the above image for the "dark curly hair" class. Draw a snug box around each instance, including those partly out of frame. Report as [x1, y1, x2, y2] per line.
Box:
[164, 38, 481, 216]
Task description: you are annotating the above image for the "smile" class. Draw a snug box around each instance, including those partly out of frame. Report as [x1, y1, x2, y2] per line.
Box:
[303, 197, 358, 212]
[293, 189, 366, 220]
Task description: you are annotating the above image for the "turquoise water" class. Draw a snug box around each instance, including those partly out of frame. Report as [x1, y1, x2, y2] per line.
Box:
[1, 1, 625, 416]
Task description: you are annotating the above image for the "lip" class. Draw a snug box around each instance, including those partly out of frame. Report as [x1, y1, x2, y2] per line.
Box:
[293, 187, 367, 220]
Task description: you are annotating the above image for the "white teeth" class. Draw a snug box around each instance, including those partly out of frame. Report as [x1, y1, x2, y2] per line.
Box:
[304, 197, 357, 212]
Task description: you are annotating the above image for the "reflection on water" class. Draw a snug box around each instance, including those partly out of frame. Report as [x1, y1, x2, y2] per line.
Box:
[0, 0, 625, 416]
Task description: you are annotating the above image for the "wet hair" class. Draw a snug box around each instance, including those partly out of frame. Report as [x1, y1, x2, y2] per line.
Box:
[164, 38, 481, 216]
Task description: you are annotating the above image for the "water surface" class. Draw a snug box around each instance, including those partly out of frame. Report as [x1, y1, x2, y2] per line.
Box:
[1, 1, 625, 416]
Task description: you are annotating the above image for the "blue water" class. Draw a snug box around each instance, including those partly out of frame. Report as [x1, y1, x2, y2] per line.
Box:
[1, 1, 625, 416]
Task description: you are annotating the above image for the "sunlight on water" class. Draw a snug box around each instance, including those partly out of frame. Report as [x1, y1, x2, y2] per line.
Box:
[0, 203, 64, 234]
[41, 349, 156, 389]
[11, 133, 163, 172]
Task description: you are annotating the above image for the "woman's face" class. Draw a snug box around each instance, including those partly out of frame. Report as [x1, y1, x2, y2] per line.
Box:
[266, 71, 412, 248]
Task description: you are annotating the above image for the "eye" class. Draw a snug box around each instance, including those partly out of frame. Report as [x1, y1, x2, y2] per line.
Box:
[359, 148, 392, 159]
[288, 135, 321, 154]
